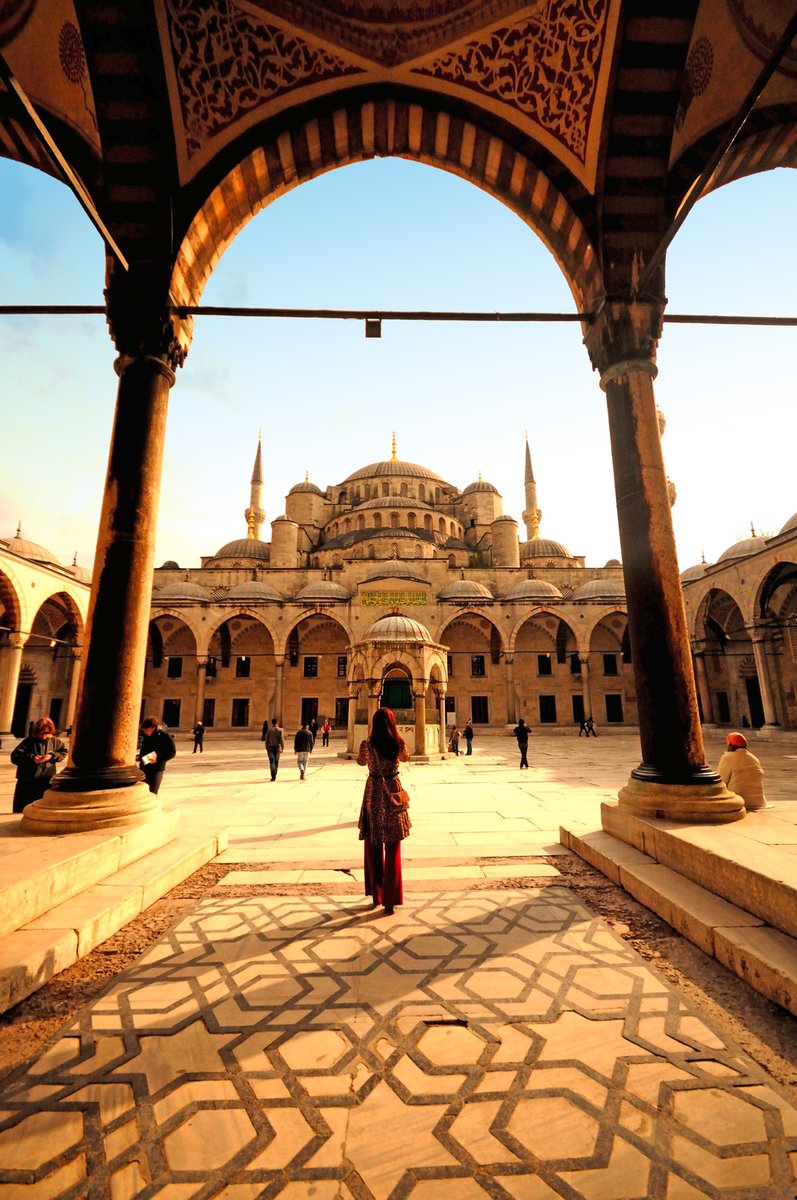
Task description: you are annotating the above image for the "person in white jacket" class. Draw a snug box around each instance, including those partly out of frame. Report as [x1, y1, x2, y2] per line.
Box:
[717, 732, 773, 811]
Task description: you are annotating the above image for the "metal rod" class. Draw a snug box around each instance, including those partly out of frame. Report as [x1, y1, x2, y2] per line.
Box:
[636, 9, 797, 296]
[0, 304, 795, 327]
[0, 53, 129, 271]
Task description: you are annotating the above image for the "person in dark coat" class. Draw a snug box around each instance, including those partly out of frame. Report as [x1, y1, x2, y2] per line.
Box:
[513, 717, 531, 769]
[10, 717, 67, 813]
[137, 715, 176, 794]
[192, 721, 205, 753]
[294, 722, 314, 779]
[262, 717, 285, 781]
[463, 719, 475, 756]
[308, 716, 319, 746]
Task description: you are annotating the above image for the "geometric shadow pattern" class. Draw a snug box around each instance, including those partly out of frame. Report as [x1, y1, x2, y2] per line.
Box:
[1, 888, 796, 1198]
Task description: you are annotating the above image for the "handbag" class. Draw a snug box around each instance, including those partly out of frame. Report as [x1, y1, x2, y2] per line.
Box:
[383, 774, 410, 811]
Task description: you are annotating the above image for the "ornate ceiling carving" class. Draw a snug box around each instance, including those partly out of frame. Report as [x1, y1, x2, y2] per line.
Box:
[160, 0, 617, 189]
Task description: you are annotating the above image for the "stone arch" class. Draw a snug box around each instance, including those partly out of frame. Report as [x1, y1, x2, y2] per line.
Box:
[436, 609, 506, 655]
[280, 610, 353, 658]
[0, 565, 23, 636]
[693, 588, 756, 728]
[171, 98, 602, 318]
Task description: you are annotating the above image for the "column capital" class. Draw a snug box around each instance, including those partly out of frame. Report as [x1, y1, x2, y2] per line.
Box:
[105, 266, 192, 373]
[584, 299, 665, 383]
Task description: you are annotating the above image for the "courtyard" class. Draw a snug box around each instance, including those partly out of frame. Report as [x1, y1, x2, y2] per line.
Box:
[1, 729, 796, 1197]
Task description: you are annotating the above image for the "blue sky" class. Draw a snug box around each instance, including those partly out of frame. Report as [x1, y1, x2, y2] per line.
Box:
[0, 155, 794, 575]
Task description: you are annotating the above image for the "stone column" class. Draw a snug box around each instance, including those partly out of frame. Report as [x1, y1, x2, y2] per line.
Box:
[194, 659, 207, 725]
[585, 302, 743, 822]
[692, 651, 714, 724]
[504, 655, 516, 724]
[436, 688, 447, 752]
[413, 684, 427, 757]
[579, 655, 593, 720]
[23, 293, 191, 833]
[64, 650, 83, 731]
[752, 634, 779, 726]
[0, 636, 24, 738]
[346, 683, 359, 753]
[274, 658, 285, 724]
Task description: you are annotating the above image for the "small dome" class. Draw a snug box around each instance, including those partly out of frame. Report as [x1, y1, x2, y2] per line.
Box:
[717, 536, 767, 563]
[604, 558, 621, 568]
[505, 579, 562, 600]
[295, 580, 350, 602]
[570, 578, 626, 602]
[680, 562, 710, 582]
[438, 579, 493, 601]
[5, 534, 60, 567]
[492, 515, 517, 524]
[461, 479, 499, 496]
[289, 479, 324, 496]
[213, 537, 270, 562]
[521, 538, 572, 559]
[66, 564, 92, 584]
[153, 581, 210, 603]
[226, 579, 282, 602]
[161, 560, 180, 569]
[365, 613, 432, 643]
[272, 514, 294, 524]
[364, 561, 430, 584]
[779, 513, 797, 535]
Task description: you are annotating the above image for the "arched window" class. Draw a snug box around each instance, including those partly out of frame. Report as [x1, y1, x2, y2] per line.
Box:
[357, 515, 365, 531]
[407, 512, 416, 530]
[382, 482, 389, 497]
[400, 482, 408, 496]
[374, 513, 382, 529]
[364, 484, 371, 500]
[438, 518, 446, 535]
[339, 489, 348, 504]
[450, 521, 455, 536]
[343, 518, 351, 533]
[435, 487, 441, 503]
[424, 514, 432, 531]
[418, 484, 425, 502]
[368, 545, 376, 559]
[390, 512, 399, 529]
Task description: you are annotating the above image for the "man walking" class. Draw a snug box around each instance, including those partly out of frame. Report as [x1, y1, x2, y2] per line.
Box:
[294, 721, 314, 780]
[262, 717, 285, 781]
[463, 719, 474, 756]
[192, 720, 205, 753]
[137, 716, 177, 793]
[513, 717, 531, 769]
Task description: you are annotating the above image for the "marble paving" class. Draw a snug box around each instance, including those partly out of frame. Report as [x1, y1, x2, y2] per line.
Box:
[1, 888, 796, 1199]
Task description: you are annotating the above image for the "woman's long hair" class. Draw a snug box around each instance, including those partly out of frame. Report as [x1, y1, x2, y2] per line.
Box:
[369, 706, 402, 760]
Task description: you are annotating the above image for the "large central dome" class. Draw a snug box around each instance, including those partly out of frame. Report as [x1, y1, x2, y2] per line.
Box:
[342, 458, 448, 484]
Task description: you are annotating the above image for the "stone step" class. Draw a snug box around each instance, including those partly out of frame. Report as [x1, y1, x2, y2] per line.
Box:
[560, 826, 797, 1018]
[600, 800, 797, 941]
[0, 812, 180, 938]
[0, 831, 225, 1013]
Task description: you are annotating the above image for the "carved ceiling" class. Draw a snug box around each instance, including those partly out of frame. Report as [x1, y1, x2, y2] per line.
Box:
[157, 0, 620, 189]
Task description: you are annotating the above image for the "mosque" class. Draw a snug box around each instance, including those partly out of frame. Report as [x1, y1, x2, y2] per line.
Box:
[3, 437, 794, 757]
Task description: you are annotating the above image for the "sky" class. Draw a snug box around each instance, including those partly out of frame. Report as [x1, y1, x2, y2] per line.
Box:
[0, 155, 795, 576]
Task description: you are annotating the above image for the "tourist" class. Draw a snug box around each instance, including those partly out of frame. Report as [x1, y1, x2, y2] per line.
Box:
[10, 717, 68, 813]
[262, 717, 284, 782]
[136, 715, 176, 794]
[309, 715, 319, 745]
[321, 718, 331, 747]
[357, 707, 411, 915]
[579, 716, 597, 737]
[463, 719, 474, 755]
[294, 722, 314, 780]
[717, 732, 773, 811]
[449, 725, 461, 755]
[513, 717, 531, 768]
[192, 720, 205, 753]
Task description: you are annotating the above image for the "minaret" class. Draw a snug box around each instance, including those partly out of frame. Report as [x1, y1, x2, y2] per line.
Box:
[244, 434, 266, 540]
[521, 433, 542, 540]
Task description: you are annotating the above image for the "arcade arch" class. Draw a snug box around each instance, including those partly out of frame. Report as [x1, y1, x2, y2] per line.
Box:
[282, 613, 351, 730]
[439, 612, 505, 727]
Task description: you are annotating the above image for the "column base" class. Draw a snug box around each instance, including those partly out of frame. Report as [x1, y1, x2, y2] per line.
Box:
[618, 776, 745, 824]
[21, 782, 160, 834]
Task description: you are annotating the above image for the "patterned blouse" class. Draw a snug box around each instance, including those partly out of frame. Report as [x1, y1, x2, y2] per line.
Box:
[357, 740, 411, 844]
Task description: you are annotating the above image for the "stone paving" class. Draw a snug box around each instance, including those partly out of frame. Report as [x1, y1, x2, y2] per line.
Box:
[1, 731, 796, 1197]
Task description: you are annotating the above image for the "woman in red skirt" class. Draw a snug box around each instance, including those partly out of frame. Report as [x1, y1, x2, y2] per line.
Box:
[357, 707, 411, 915]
